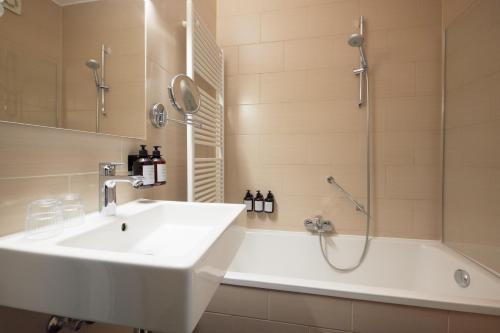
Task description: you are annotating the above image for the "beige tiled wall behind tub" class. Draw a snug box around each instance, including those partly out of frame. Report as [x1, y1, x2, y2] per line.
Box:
[195, 285, 500, 333]
[219, 0, 443, 239]
[0, 0, 215, 332]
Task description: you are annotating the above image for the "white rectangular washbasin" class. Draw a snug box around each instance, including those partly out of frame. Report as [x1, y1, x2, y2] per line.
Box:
[0, 200, 246, 333]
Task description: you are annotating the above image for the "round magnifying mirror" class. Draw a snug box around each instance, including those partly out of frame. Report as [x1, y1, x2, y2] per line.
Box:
[168, 74, 201, 115]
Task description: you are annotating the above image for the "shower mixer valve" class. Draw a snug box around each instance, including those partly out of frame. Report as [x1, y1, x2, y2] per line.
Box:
[304, 216, 333, 234]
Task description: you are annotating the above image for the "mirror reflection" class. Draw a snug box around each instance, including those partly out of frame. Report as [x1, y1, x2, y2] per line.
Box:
[0, 0, 145, 138]
[168, 74, 201, 115]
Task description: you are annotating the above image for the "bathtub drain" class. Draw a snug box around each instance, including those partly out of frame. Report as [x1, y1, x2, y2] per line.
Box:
[454, 269, 470, 288]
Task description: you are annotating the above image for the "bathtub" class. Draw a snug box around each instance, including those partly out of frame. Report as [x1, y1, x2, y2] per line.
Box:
[222, 230, 500, 316]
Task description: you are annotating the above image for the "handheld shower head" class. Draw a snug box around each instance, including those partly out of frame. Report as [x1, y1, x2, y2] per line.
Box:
[347, 33, 364, 47]
[347, 34, 368, 68]
[85, 59, 101, 86]
[85, 59, 100, 70]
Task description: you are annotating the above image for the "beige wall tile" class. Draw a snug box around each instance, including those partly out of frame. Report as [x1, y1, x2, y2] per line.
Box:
[385, 166, 440, 199]
[416, 62, 442, 96]
[261, 8, 308, 42]
[0, 176, 69, 236]
[413, 199, 442, 239]
[259, 135, 309, 165]
[222, 46, 239, 75]
[282, 165, 332, 196]
[226, 75, 260, 106]
[307, 1, 360, 36]
[269, 291, 352, 330]
[360, 0, 428, 31]
[260, 71, 308, 103]
[372, 63, 416, 98]
[444, 0, 477, 27]
[372, 199, 413, 236]
[352, 301, 448, 333]
[239, 42, 284, 74]
[218, 14, 261, 46]
[69, 173, 99, 213]
[0, 123, 123, 178]
[307, 68, 358, 101]
[285, 37, 357, 71]
[207, 285, 269, 319]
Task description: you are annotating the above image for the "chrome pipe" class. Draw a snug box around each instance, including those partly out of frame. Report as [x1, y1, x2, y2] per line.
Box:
[99, 44, 110, 116]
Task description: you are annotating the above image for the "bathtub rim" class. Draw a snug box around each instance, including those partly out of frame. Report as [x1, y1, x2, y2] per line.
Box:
[223, 229, 500, 316]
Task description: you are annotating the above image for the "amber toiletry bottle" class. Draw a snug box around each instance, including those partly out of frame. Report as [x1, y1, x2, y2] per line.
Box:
[132, 145, 155, 187]
[243, 190, 254, 212]
[152, 146, 167, 185]
[254, 190, 264, 213]
[264, 191, 275, 213]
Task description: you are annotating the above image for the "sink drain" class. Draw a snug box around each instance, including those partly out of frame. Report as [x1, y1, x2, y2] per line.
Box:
[454, 269, 470, 288]
[121, 223, 128, 232]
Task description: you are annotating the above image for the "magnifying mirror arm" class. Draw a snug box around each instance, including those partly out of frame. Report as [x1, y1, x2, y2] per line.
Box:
[165, 115, 203, 129]
[150, 103, 203, 129]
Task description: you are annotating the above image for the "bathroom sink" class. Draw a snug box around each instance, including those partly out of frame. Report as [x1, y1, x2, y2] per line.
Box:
[0, 200, 246, 333]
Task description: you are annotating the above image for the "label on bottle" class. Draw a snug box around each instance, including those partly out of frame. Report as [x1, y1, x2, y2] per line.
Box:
[244, 199, 253, 211]
[264, 201, 273, 213]
[157, 164, 167, 182]
[142, 165, 155, 185]
[255, 200, 264, 212]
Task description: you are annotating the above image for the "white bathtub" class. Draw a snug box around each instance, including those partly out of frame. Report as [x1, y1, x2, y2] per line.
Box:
[223, 230, 500, 316]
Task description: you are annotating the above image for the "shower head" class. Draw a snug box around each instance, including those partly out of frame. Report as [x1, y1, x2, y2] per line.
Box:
[85, 59, 100, 70]
[85, 59, 101, 86]
[347, 33, 364, 47]
[347, 33, 368, 68]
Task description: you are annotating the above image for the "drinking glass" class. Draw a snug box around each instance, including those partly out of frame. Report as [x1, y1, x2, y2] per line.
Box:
[61, 193, 85, 228]
[26, 198, 64, 239]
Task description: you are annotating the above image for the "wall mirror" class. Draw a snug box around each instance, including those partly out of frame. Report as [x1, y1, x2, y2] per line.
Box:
[443, 0, 500, 276]
[0, 0, 146, 138]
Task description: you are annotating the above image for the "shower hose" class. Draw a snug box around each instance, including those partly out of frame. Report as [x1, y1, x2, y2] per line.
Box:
[320, 72, 371, 272]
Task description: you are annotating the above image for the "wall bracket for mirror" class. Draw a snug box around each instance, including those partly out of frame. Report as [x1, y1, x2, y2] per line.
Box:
[150, 103, 202, 129]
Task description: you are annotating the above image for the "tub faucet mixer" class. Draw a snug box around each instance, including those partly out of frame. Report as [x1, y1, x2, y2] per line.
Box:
[99, 162, 144, 216]
[304, 216, 333, 233]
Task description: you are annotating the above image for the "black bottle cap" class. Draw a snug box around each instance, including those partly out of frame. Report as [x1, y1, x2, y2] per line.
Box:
[139, 145, 149, 157]
[153, 145, 162, 158]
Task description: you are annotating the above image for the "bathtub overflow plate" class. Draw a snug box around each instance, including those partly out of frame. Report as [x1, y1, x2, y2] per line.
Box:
[454, 269, 470, 288]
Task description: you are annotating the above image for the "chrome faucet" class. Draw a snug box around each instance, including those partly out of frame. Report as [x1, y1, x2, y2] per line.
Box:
[304, 216, 333, 234]
[99, 162, 143, 216]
